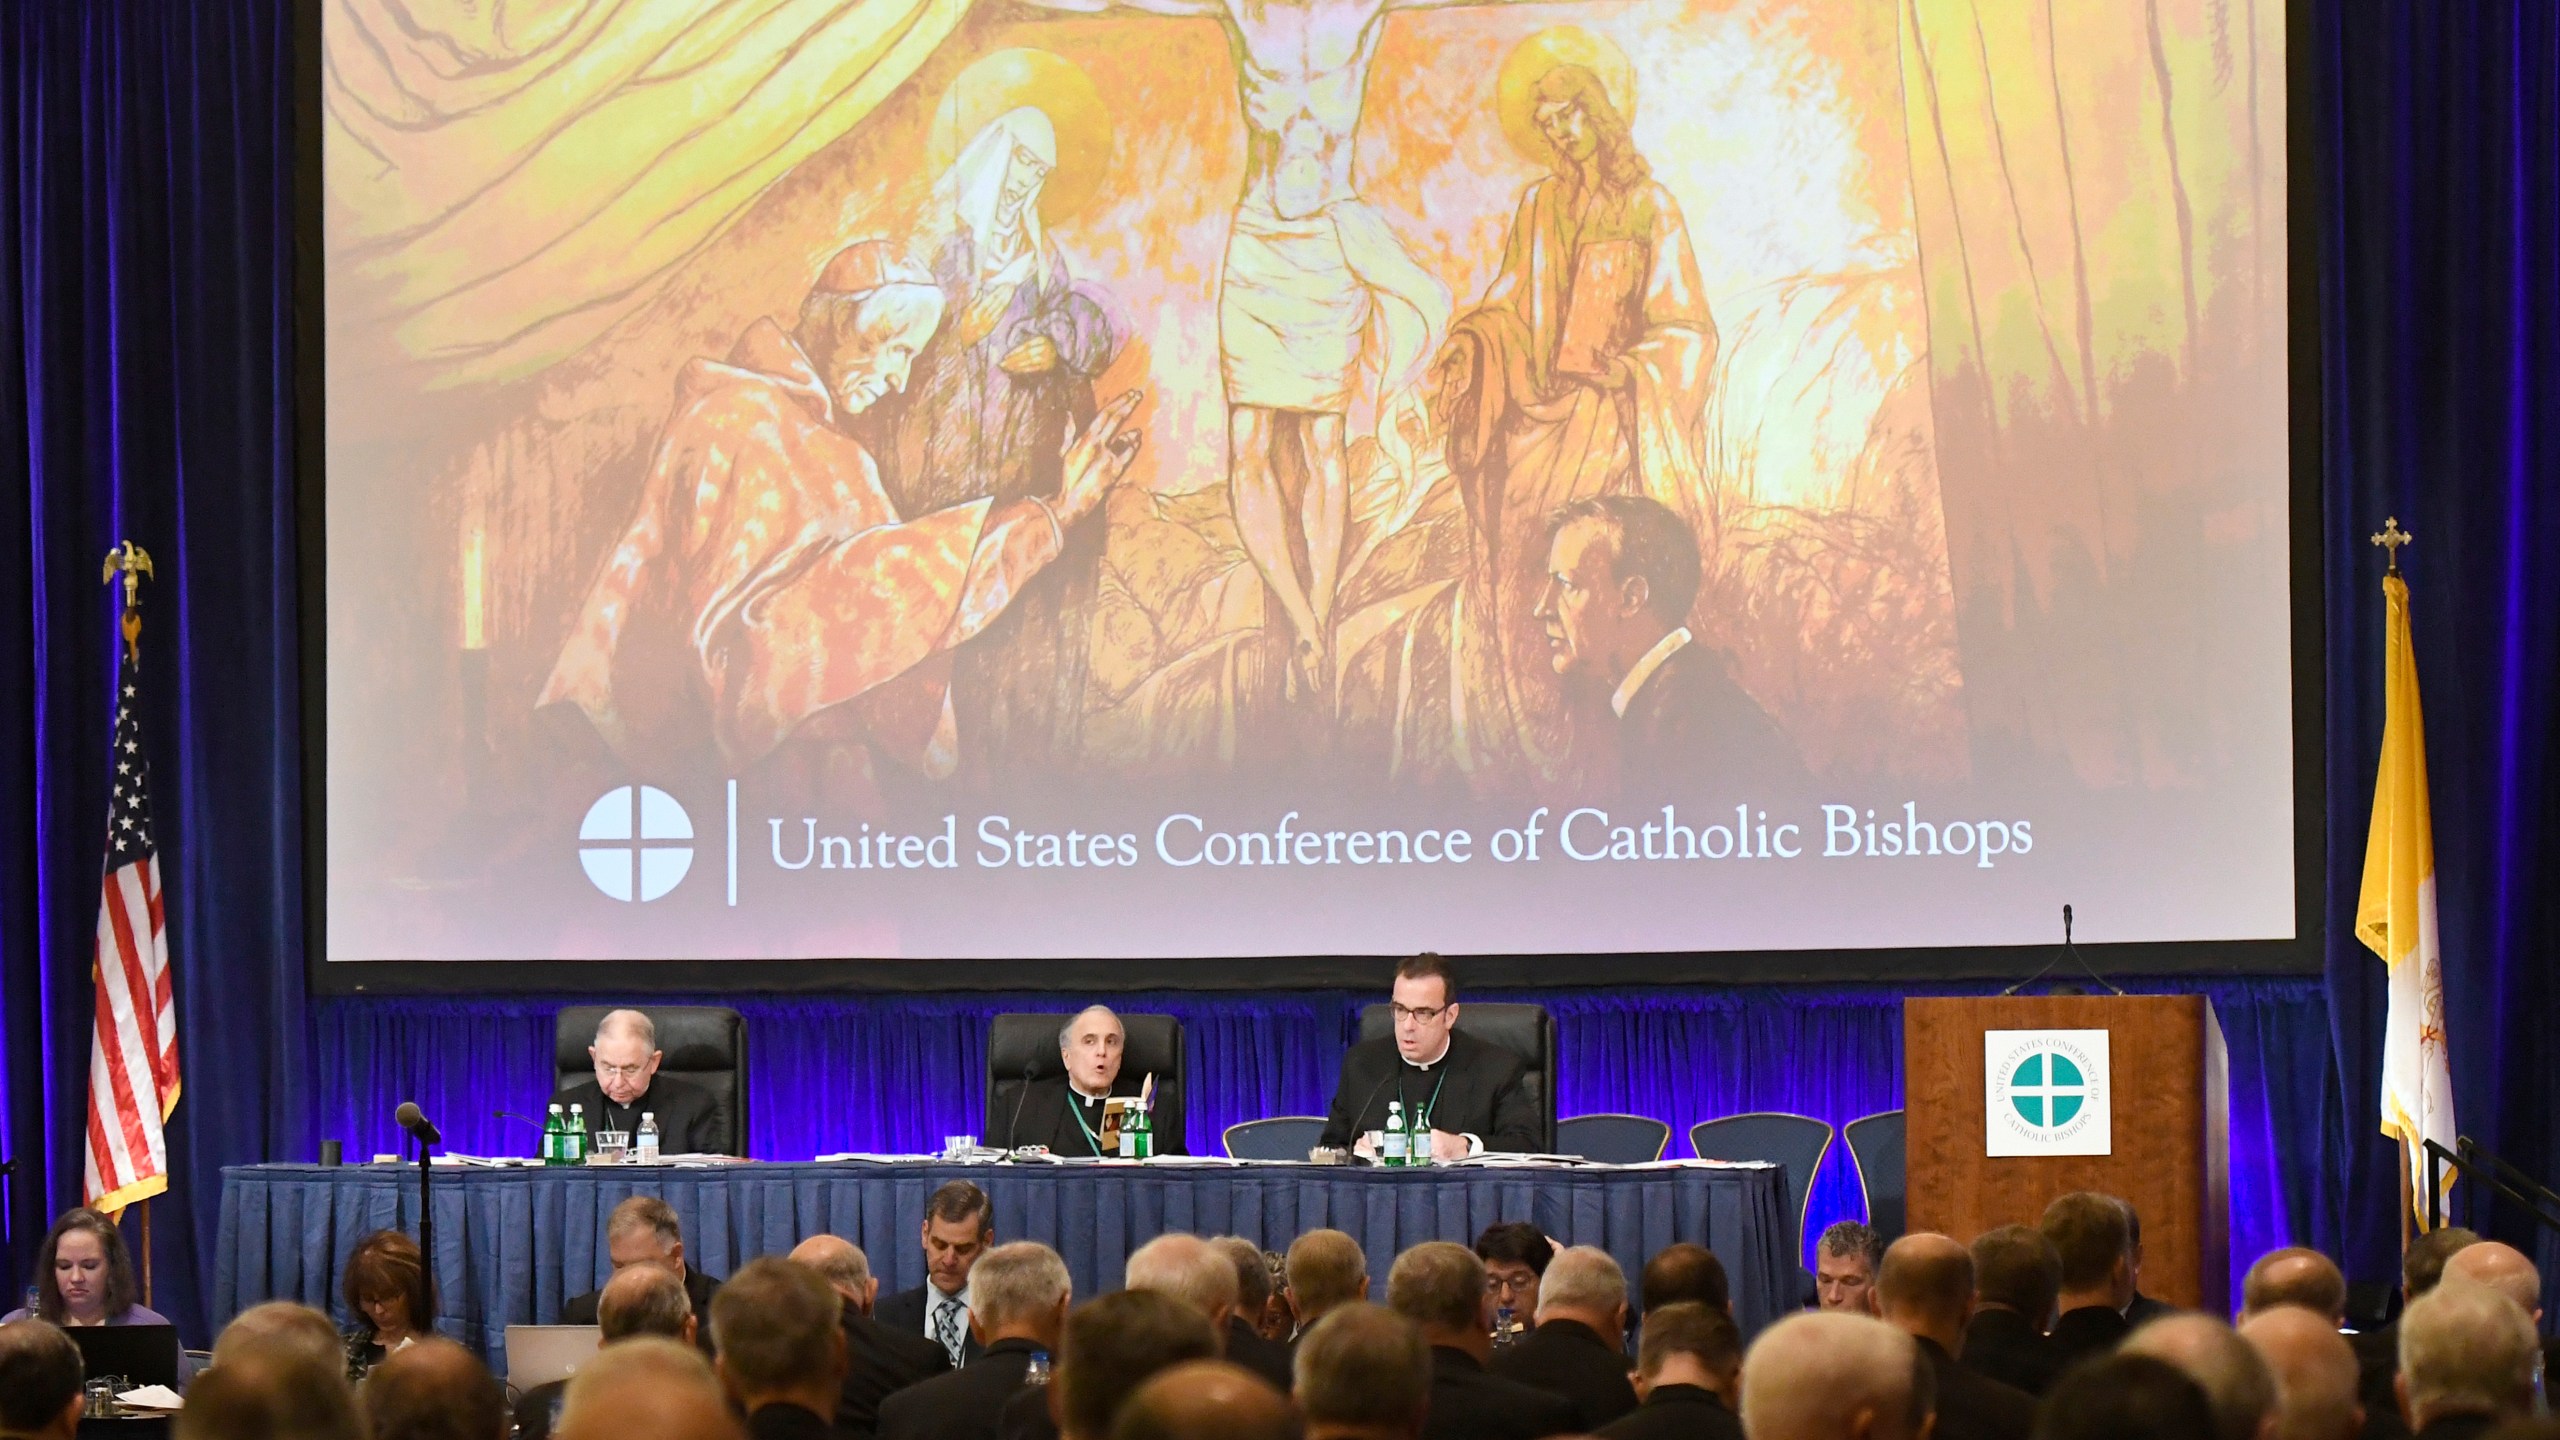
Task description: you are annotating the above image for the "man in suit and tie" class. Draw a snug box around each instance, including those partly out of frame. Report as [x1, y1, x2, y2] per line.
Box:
[1961, 1225, 2063, 1397]
[1319, 955, 1541, 1158]
[562, 1196, 720, 1355]
[1490, 1246, 1639, 1429]
[1385, 1242, 1576, 1440]
[710, 1259, 850, 1440]
[878, 1243, 1071, 1440]
[790, 1235, 952, 1439]
[878, 1181, 996, 1369]
[1531, 494, 1803, 799]
[1875, 1233, 2038, 1440]
[2040, 1193, 2136, 1370]
[1597, 1302, 1744, 1440]
[996, 1007, 1184, 1157]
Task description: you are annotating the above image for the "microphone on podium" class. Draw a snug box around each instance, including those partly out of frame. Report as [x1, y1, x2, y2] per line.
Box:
[2000, 902, 2123, 997]
[394, 1102, 442, 1147]
[1004, 1060, 1037, 1151]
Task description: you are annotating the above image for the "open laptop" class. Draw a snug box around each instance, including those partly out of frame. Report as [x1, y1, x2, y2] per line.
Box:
[65, 1324, 180, 1390]
[504, 1325, 603, 1388]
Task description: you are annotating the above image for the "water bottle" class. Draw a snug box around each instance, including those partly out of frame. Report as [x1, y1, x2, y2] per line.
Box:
[564, 1104, 589, 1163]
[19, 1284, 37, 1319]
[1492, 1304, 1517, 1348]
[1381, 1102, 1409, 1166]
[1408, 1108, 1432, 1168]
[1025, 1350, 1052, 1386]
[542, 1104, 567, 1167]
[636, 1112, 660, 1164]
[1128, 1104, 1153, 1161]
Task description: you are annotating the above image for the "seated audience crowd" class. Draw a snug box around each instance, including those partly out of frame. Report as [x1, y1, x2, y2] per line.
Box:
[13, 1182, 2557, 1440]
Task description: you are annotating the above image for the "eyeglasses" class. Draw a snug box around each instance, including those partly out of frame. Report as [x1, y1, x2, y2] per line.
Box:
[595, 1062, 650, 1080]
[1390, 1003, 1449, 1023]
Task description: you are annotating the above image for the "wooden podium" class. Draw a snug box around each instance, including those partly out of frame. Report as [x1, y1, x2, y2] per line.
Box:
[1905, 994, 2229, 1312]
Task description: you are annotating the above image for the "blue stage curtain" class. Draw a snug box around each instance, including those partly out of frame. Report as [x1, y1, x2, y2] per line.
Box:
[0, 0, 309, 1342]
[315, 977, 2336, 1301]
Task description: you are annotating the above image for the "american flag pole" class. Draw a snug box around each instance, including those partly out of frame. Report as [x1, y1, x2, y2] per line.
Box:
[85, 543, 179, 1298]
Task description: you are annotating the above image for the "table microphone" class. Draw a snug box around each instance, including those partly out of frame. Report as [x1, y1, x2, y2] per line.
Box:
[395, 1102, 442, 1147]
[1004, 1060, 1036, 1151]
[493, 1110, 547, 1131]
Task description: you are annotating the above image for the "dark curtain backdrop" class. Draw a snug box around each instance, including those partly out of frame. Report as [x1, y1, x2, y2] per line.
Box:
[3, 0, 2557, 1343]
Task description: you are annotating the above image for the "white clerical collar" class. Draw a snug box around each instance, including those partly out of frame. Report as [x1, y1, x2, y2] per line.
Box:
[1406, 1036, 1453, 1071]
[1612, 627, 1693, 718]
[1070, 1077, 1111, 1102]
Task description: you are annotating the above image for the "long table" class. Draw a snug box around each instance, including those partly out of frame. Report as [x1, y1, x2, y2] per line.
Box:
[217, 1159, 1793, 1373]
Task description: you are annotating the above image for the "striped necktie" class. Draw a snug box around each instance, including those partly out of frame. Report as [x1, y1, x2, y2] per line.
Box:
[932, 1292, 967, 1367]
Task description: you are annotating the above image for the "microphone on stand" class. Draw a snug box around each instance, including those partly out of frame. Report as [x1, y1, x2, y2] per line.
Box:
[493, 1110, 547, 1132]
[1003, 1060, 1037, 1152]
[395, 1102, 442, 1147]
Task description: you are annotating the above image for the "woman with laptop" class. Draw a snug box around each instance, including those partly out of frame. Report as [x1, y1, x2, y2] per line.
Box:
[2, 1206, 193, 1385]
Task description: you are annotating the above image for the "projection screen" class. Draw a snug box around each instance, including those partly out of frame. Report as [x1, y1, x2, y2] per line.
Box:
[315, 0, 2299, 975]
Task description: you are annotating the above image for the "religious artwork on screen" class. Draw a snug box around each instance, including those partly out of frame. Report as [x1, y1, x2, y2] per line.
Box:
[320, 0, 2291, 963]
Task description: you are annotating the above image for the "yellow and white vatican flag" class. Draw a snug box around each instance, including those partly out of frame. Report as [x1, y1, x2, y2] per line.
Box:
[2354, 558, 2456, 1226]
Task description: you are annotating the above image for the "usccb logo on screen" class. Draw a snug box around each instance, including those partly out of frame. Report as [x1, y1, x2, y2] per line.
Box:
[1982, 1029, 2112, 1158]
[577, 785, 696, 902]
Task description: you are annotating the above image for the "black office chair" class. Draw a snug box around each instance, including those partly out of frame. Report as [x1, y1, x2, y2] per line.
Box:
[985, 1013, 1188, 1155]
[1223, 1117, 1328, 1161]
[553, 1006, 748, 1156]
[1355, 1002, 1557, 1153]
[1844, 1109, 1906, 1239]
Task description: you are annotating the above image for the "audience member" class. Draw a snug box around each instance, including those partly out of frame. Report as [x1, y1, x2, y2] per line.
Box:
[710, 1258, 850, 1440]
[2031, 1354, 2218, 1440]
[879, 1181, 996, 1370]
[0, 1319, 85, 1440]
[2122, 1203, 2176, 1327]
[2243, 1250, 2350, 1324]
[1127, 1234, 1243, 1330]
[1285, 1231, 1370, 1335]
[1258, 1252, 1294, 1341]
[1474, 1223, 1554, 1341]
[2352, 1227, 2479, 1440]
[2040, 1193, 2135, 1367]
[1817, 1221, 1887, 1315]
[1292, 1304, 1431, 1440]
[342, 1228, 435, 1381]
[1386, 1241, 1575, 1440]
[1596, 1302, 1742, 1440]
[1877, 1233, 2037, 1440]
[556, 1336, 744, 1440]
[1488, 1244, 1638, 1428]
[3, 1208, 178, 1332]
[1049, 1290, 1223, 1440]
[1639, 1243, 1729, 1315]
[2120, 1314, 2280, 1440]
[211, 1300, 346, 1376]
[1211, 1236, 1299, 1389]
[1966, 1225, 2065, 1396]
[1111, 1360, 1302, 1440]
[880, 1241, 1072, 1440]
[1740, 1310, 1928, 1440]
[564, 1197, 721, 1353]
[365, 1338, 510, 1440]
[2240, 1304, 2366, 1440]
[2441, 1243, 2543, 1322]
[789, 1235, 952, 1439]
[518, 1264, 700, 1440]
[173, 1343, 365, 1440]
[2395, 1283, 2537, 1439]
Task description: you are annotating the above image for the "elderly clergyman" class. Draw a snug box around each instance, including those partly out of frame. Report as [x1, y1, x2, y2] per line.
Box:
[999, 1006, 1183, 1155]
[551, 1008, 727, 1155]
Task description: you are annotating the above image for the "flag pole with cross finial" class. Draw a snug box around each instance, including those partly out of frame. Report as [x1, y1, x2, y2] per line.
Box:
[2371, 517, 2412, 574]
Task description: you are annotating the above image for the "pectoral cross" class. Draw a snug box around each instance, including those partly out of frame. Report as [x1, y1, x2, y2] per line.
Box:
[2369, 517, 2412, 573]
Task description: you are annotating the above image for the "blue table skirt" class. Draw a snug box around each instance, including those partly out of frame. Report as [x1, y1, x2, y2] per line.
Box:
[217, 1159, 1791, 1373]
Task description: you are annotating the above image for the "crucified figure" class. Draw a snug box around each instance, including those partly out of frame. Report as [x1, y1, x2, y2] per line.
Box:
[1021, 0, 1462, 703]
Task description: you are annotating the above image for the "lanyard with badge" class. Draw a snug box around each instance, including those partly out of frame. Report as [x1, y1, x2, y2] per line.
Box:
[1068, 1092, 1109, 1157]
[1398, 1066, 1450, 1132]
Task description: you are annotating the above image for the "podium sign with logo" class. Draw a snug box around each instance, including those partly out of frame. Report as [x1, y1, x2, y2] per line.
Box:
[1905, 995, 2227, 1312]
[1984, 1030, 2111, 1156]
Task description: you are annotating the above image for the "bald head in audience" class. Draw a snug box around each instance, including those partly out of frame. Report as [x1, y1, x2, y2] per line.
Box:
[211, 1300, 347, 1376]
[1740, 1310, 1929, 1440]
[1129, 1233, 1244, 1331]
[2443, 1240, 2544, 1321]
[602, 1260, 700, 1345]
[2241, 1249, 2348, 1324]
[173, 1343, 364, 1440]
[2239, 1305, 2365, 1440]
[1640, 1243, 1730, 1315]
[2397, 1282, 2539, 1432]
[364, 1337, 511, 1440]
[1112, 1360, 1303, 1440]
[556, 1336, 745, 1440]
[1875, 1232, 1974, 1356]
[1535, 1245, 1629, 1345]
[2121, 1314, 2280, 1440]
[1286, 1230, 1369, 1330]
[1292, 1303, 1431, 1440]
[789, 1234, 878, 1313]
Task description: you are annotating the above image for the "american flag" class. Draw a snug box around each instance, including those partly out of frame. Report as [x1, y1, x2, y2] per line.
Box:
[84, 635, 179, 1214]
